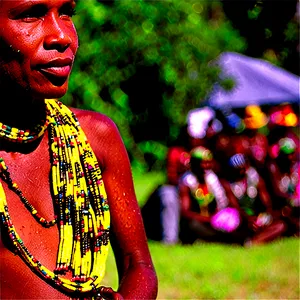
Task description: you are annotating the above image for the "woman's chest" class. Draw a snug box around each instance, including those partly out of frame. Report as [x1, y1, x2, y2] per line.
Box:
[190, 183, 216, 215]
[0, 143, 60, 267]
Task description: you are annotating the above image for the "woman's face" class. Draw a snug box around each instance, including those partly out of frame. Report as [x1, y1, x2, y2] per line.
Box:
[190, 157, 213, 177]
[0, 0, 78, 99]
[199, 159, 213, 171]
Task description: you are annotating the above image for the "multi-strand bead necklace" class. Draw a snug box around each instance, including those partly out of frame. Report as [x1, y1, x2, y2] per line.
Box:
[0, 99, 110, 298]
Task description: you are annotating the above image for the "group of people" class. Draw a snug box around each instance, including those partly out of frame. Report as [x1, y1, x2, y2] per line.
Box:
[142, 103, 299, 247]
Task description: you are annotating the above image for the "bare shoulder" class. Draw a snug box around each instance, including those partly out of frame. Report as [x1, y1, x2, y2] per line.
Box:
[70, 107, 118, 137]
[69, 107, 126, 168]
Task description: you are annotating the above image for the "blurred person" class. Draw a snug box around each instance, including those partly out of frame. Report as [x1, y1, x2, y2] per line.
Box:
[266, 137, 299, 236]
[158, 125, 191, 244]
[209, 107, 245, 179]
[141, 125, 191, 244]
[267, 103, 299, 160]
[142, 106, 223, 245]
[187, 106, 223, 150]
[187, 106, 223, 176]
[154, 107, 223, 244]
[226, 153, 287, 246]
[178, 146, 241, 244]
[0, 0, 157, 299]
[240, 105, 269, 176]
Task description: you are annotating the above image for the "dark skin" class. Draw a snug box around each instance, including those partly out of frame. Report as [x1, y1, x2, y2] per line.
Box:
[225, 163, 287, 245]
[222, 168, 269, 231]
[267, 151, 298, 200]
[0, 0, 157, 299]
[179, 158, 239, 225]
[266, 151, 299, 234]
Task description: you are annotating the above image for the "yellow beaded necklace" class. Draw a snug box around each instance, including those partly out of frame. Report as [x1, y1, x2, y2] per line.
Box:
[0, 99, 110, 298]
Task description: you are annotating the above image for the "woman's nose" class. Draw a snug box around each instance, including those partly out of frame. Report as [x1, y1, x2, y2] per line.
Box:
[43, 15, 72, 52]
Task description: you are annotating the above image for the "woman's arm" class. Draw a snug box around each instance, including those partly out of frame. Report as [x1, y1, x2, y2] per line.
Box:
[221, 179, 256, 229]
[257, 175, 273, 214]
[267, 161, 290, 199]
[75, 110, 158, 299]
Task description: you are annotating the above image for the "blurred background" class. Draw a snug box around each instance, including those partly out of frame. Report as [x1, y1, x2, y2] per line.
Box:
[63, 1, 299, 298]
[64, 0, 299, 172]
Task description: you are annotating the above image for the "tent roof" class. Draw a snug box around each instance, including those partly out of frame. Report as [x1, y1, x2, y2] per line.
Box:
[206, 52, 300, 109]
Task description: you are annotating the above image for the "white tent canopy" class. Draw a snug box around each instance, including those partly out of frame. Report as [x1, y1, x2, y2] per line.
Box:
[206, 52, 300, 109]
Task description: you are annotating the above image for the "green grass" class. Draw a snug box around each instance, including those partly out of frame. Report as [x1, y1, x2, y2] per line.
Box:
[102, 171, 300, 299]
[132, 169, 166, 207]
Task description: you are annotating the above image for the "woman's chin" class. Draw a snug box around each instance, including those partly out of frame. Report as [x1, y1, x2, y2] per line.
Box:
[32, 85, 69, 100]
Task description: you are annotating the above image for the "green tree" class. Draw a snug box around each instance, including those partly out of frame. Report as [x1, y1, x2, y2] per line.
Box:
[63, 0, 245, 170]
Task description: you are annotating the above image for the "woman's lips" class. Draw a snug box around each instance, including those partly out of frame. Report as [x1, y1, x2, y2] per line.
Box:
[39, 65, 71, 78]
[35, 57, 73, 79]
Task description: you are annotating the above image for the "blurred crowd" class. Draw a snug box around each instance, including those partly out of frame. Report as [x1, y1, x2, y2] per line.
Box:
[142, 103, 299, 247]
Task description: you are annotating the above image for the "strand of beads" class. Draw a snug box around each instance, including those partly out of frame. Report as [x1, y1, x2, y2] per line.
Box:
[0, 158, 57, 228]
[0, 120, 49, 143]
[46, 100, 110, 284]
[0, 185, 106, 299]
[0, 99, 110, 297]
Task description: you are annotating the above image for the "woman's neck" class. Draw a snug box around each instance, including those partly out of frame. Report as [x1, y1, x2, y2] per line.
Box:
[196, 173, 205, 184]
[0, 82, 47, 153]
[0, 84, 47, 129]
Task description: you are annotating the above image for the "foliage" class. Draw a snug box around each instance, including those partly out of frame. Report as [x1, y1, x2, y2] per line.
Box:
[63, 0, 246, 170]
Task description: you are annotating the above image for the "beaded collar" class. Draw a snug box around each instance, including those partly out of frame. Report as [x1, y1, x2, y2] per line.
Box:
[0, 99, 110, 299]
[0, 116, 48, 143]
[192, 183, 214, 218]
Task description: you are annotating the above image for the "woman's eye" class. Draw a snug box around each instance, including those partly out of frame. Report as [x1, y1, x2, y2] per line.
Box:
[18, 5, 47, 22]
[60, 5, 77, 18]
[21, 15, 41, 22]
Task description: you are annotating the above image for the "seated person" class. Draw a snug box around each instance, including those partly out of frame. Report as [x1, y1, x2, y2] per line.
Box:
[159, 126, 191, 244]
[141, 125, 191, 244]
[266, 137, 299, 236]
[226, 153, 287, 246]
[240, 105, 269, 177]
[178, 146, 240, 244]
[268, 103, 299, 159]
[142, 120, 218, 245]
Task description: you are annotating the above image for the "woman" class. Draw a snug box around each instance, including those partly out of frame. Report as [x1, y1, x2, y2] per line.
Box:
[266, 137, 299, 236]
[0, 0, 157, 299]
[178, 146, 240, 244]
[226, 153, 287, 246]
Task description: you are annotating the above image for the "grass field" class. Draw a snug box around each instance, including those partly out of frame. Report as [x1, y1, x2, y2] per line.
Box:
[102, 171, 300, 299]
